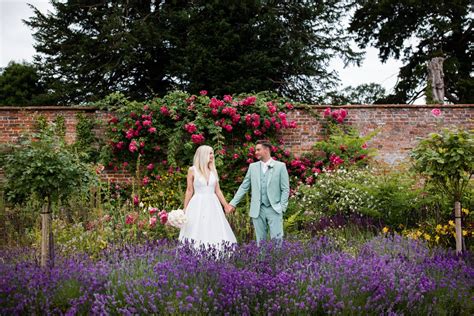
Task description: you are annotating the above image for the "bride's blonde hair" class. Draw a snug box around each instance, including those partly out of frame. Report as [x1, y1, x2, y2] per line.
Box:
[193, 145, 218, 181]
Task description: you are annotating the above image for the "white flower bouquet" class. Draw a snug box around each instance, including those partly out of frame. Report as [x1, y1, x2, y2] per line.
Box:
[167, 209, 187, 228]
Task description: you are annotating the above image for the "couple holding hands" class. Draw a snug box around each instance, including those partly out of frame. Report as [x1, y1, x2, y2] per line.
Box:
[179, 140, 290, 248]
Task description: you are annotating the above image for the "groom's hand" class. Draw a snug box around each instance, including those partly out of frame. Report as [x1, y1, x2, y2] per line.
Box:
[225, 204, 235, 214]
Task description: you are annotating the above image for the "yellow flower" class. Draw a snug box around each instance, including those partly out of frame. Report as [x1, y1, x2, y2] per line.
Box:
[462, 230, 468, 236]
[435, 224, 443, 232]
[423, 233, 431, 241]
[462, 208, 469, 215]
[435, 235, 440, 243]
[448, 220, 455, 227]
[416, 230, 422, 237]
[382, 227, 389, 234]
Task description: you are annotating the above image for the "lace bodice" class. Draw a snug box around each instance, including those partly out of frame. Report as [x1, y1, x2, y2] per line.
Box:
[191, 167, 217, 195]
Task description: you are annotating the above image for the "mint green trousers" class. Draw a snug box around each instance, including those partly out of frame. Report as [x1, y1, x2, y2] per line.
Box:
[252, 204, 284, 244]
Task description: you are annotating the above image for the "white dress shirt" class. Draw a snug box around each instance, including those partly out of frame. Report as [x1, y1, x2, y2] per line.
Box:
[261, 158, 273, 174]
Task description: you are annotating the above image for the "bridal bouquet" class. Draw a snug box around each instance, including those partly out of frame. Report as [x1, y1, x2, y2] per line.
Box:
[167, 209, 187, 228]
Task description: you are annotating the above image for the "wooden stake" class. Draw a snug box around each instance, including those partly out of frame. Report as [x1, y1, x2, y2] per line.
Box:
[454, 201, 462, 254]
[40, 202, 52, 267]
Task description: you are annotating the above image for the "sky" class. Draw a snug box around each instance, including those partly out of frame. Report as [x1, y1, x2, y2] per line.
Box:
[1, 0, 408, 101]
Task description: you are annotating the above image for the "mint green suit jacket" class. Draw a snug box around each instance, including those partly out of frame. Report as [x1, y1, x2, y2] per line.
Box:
[230, 160, 290, 218]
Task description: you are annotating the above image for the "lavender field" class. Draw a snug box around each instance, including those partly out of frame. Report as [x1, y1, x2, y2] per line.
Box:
[1, 234, 473, 315]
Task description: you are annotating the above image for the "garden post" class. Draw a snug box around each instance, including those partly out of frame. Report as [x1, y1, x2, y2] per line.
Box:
[454, 201, 462, 254]
[40, 202, 53, 267]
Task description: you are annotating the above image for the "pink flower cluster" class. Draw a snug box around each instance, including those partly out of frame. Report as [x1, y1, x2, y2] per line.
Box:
[323, 107, 348, 123]
[329, 154, 344, 166]
[149, 208, 168, 226]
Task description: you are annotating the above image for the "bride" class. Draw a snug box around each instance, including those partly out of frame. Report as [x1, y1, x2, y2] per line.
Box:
[179, 145, 237, 249]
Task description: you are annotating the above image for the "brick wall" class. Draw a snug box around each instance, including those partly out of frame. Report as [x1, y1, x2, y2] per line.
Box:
[1, 104, 473, 181]
[282, 104, 474, 164]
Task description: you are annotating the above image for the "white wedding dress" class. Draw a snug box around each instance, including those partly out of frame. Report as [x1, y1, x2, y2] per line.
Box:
[179, 167, 237, 249]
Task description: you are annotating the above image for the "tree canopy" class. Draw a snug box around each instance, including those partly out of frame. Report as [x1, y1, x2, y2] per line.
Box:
[0, 61, 58, 106]
[349, 0, 473, 104]
[323, 83, 387, 105]
[25, 0, 362, 104]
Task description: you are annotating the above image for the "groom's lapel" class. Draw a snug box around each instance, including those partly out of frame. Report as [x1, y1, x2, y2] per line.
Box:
[256, 162, 261, 191]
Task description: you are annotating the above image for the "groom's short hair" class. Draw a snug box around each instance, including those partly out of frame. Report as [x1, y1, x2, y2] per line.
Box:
[256, 140, 272, 150]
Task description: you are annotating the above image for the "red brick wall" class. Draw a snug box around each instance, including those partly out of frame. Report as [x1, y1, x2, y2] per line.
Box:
[1, 105, 473, 181]
[282, 104, 474, 165]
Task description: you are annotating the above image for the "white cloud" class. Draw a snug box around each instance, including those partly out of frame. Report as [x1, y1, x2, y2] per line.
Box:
[0, 0, 52, 67]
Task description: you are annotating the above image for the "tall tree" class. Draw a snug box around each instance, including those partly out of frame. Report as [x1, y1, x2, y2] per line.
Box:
[0, 61, 57, 106]
[162, 0, 362, 102]
[26, 0, 362, 104]
[349, 0, 473, 104]
[25, 0, 171, 104]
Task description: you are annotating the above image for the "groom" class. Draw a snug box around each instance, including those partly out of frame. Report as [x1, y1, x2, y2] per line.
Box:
[226, 140, 290, 244]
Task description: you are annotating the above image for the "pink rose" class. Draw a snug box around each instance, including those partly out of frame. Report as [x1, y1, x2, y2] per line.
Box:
[185, 123, 197, 133]
[286, 102, 294, 110]
[129, 140, 138, 152]
[264, 119, 271, 129]
[323, 107, 331, 117]
[143, 105, 150, 111]
[142, 120, 152, 127]
[267, 103, 277, 114]
[147, 163, 154, 171]
[125, 213, 136, 225]
[224, 124, 233, 132]
[200, 90, 208, 96]
[330, 154, 344, 165]
[232, 114, 241, 124]
[133, 195, 139, 206]
[191, 134, 205, 144]
[361, 143, 368, 149]
[116, 141, 124, 150]
[246, 158, 254, 164]
[223, 95, 233, 102]
[158, 210, 168, 224]
[242, 96, 257, 106]
[149, 216, 157, 228]
[431, 108, 441, 117]
[122, 162, 129, 168]
[149, 208, 158, 215]
[142, 176, 150, 186]
[160, 106, 170, 116]
[148, 127, 157, 133]
[211, 109, 219, 116]
[125, 129, 135, 139]
[245, 134, 252, 141]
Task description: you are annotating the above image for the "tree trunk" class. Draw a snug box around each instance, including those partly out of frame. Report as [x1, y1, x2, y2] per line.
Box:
[454, 201, 462, 254]
[427, 57, 445, 104]
[40, 198, 53, 267]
